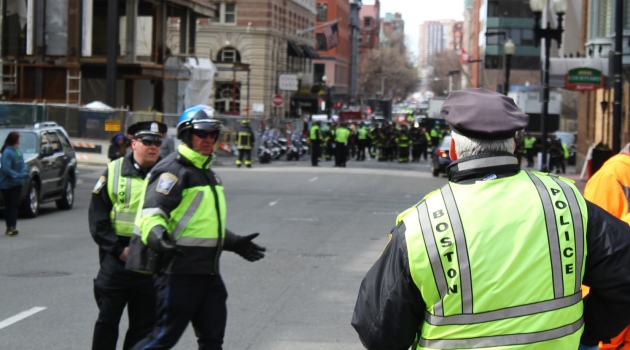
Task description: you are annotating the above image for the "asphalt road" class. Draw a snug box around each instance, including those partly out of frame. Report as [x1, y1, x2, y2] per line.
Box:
[0, 157, 447, 350]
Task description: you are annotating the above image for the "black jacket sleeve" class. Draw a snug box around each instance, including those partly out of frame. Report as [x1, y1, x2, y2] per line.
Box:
[88, 168, 126, 259]
[351, 223, 425, 350]
[581, 201, 630, 346]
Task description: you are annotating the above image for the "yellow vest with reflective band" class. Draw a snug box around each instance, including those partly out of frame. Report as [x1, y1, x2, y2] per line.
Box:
[107, 158, 145, 237]
[524, 136, 536, 149]
[310, 125, 320, 140]
[396, 170, 588, 350]
[237, 130, 253, 149]
[137, 145, 226, 249]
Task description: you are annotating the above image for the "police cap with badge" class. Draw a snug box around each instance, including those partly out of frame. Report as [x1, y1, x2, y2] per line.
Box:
[127, 121, 166, 146]
[440, 88, 529, 140]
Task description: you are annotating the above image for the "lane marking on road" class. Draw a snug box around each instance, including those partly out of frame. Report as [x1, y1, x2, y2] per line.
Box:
[309, 177, 318, 182]
[269, 199, 281, 206]
[0, 307, 47, 330]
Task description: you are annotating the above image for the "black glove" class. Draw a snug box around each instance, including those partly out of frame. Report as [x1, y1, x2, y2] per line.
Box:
[147, 227, 177, 254]
[233, 233, 266, 262]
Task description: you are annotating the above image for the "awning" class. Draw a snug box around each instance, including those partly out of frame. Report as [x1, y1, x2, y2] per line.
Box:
[548, 57, 611, 88]
[287, 41, 306, 58]
[301, 45, 320, 59]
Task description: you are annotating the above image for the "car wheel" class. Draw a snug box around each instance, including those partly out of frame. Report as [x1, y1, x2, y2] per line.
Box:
[20, 180, 39, 218]
[56, 177, 74, 210]
[431, 160, 439, 177]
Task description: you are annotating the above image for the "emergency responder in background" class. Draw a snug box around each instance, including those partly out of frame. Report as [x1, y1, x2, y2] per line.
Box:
[409, 123, 422, 162]
[420, 127, 431, 161]
[368, 123, 376, 159]
[334, 122, 351, 167]
[126, 105, 265, 349]
[384, 123, 397, 162]
[309, 120, 323, 167]
[395, 123, 410, 163]
[356, 122, 369, 161]
[584, 142, 630, 350]
[524, 132, 537, 167]
[159, 124, 175, 158]
[548, 134, 564, 174]
[236, 119, 255, 168]
[89, 121, 166, 350]
[324, 122, 335, 161]
[429, 121, 442, 149]
[352, 88, 630, 350]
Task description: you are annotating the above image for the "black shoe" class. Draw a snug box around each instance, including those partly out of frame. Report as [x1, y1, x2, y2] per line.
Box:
[6, 227, 18, 236]
[246, 165, 252, 168]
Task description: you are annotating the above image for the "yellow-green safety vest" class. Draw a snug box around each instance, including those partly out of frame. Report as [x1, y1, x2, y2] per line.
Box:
[107, 158, 145, 237]
[524, 136, 537, 149]
[396, 170, 588, 349]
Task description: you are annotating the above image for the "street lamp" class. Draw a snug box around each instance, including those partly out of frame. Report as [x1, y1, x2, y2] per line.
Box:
[503, 39, 515, 96]
[530, 0, 566, 172]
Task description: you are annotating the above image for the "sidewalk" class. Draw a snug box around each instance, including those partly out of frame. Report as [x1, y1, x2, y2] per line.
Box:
[562, 166, 587, 194]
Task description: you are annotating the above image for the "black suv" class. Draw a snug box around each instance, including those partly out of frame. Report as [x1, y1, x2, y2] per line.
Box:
[0, 122, 77, 217]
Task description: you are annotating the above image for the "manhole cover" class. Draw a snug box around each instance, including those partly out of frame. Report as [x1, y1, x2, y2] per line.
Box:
[4, 271, 71, 278]
[297, 254, 337, 260]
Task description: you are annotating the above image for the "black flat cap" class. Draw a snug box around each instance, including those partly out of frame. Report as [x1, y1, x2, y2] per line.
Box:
[440, 88, 529, 140]
[127, 121, 166, 139]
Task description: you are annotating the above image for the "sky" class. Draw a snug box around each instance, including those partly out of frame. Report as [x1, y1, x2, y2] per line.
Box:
[362, 0, 465, 57]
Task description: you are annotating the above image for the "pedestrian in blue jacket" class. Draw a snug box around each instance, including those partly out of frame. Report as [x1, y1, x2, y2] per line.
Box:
[0, 131, 29, 236]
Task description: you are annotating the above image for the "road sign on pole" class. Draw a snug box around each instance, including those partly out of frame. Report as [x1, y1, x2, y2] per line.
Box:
[272, 94, 284, 107]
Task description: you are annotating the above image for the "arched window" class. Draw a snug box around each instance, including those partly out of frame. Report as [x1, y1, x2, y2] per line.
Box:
[216, 47, 241, 63]
[214, 82, 241, 113]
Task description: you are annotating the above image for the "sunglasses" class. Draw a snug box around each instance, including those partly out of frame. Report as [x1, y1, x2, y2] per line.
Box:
[138, 139, 162, 147]
[193, 130, 219, 139]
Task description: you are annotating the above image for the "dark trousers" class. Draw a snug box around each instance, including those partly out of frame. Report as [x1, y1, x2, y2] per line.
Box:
[93, 262, 156, 350]
[132, 274, 228, 350]
[311, 143, 321, 166]
[356, 140, 367, 160]
[526, 148, 535, 167]
[1, 185, 22, 229]
[335, 142, 347, 167]
[237, 149, 252, 166]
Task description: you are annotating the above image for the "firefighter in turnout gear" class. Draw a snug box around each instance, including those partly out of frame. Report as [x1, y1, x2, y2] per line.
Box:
[396, 123, 410, 163]
[89, 121, 166, 350]
[236, 119, 255, 168]
[352, 88, 630, 350]
[126, 105, 265, 350]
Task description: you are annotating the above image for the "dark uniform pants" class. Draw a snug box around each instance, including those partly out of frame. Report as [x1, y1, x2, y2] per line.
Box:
[335, 142, 347, 166]
[132, 274, 228, 350]
[237, 148, 252, 167]
[93, 260, 156, 350]
[311, 142, 321, 166]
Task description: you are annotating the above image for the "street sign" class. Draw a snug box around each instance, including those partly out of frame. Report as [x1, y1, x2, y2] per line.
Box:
[272, 94, 284, 107]
[279, 74, 299, 91]
[104, 120, 121, 132]
[565, 67, 604, 91]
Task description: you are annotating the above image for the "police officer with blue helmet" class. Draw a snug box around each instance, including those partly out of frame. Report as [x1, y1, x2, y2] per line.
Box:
[126, 104, 266, 350]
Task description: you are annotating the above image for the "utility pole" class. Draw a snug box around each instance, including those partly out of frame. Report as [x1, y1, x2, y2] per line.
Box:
[612, 0, 623, 153]
[349, 0, 362, 106]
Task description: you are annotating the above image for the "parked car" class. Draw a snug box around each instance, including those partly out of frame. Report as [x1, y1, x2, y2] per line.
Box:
[431, 134, 452, 177]
[0, 122, 77, 217]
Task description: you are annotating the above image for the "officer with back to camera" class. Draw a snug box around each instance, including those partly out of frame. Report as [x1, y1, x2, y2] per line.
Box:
[352, 88, 630, 350]
[89, 121, 166, 350]
[236, 118, 255, 168]
[126, 105, 266, 349]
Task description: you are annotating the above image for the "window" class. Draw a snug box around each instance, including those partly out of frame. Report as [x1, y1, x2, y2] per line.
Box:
[364, 17, 372, 27]
[316, 3, 328, 22]
[214, 83, 241, 113]
[216, 47, 241, 63]
[211, 2, 237, 24]
[46, 132, 62, 153]
[316, 34, 327, 51]
[55, 130, 72, 151]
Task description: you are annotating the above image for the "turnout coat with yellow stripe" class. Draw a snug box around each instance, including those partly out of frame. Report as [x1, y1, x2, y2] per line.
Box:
[352, 153, 630, 350]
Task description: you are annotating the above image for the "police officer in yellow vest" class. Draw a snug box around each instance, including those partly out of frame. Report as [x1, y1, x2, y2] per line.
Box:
[125, 105, 265, 349]
[236, 119, 255, 168]
[89, 121, 166, 350]
[352, 88, 630, 350]
[334, 122, 351, 167]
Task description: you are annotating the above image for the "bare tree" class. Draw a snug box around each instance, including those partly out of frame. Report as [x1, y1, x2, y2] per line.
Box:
[359, 43, 418, 101]
[428, 50, 461, 97]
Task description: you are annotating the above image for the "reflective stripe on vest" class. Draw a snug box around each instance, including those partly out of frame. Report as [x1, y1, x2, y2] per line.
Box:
[237, 131, 252, 149]
[399, 170, 587, 349]
[107, 159, 144, 237]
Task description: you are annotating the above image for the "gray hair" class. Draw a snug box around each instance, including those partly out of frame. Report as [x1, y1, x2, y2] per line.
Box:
[451, 132, 515, 159]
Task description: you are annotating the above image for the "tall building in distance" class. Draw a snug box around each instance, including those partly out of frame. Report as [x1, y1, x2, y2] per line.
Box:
[380, 12, 404, 46]
[418, 20, 463, 69]
[359, 1, 380, 62]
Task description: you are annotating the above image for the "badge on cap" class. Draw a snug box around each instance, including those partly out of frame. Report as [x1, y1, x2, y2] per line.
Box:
[93, 176, 107, 194]
[156, 173, 178, 195]
[150, 123, 159, 133]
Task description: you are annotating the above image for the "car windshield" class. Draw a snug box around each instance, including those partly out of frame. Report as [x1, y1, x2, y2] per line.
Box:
[555, 132, 575, 145]
[0, 131, 37, 154]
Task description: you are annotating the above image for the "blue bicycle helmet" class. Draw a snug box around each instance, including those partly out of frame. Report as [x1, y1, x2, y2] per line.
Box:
[177, 105, 222, 143]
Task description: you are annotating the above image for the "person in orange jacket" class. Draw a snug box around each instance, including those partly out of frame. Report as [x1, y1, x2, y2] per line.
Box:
[584, 142, 630, 350]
